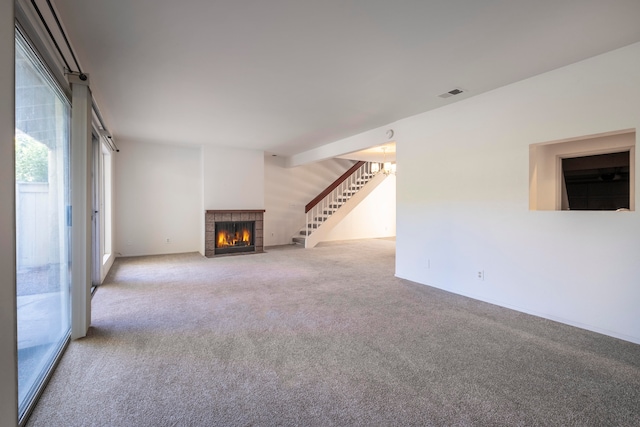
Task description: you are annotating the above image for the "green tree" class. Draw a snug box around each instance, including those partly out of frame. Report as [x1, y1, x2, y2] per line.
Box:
[15, 132, 48, 182]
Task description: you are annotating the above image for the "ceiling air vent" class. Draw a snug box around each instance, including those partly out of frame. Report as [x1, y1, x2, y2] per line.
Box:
[438, 88, 465, 99]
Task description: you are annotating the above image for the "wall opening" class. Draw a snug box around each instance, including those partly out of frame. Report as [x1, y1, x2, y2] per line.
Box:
[529, 129, 636, 211]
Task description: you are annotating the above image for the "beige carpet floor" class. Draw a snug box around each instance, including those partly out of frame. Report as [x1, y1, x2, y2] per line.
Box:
[26, 239, 640, 426]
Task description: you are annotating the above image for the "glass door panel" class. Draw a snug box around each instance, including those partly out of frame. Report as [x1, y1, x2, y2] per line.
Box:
[15, 31, 71, 419]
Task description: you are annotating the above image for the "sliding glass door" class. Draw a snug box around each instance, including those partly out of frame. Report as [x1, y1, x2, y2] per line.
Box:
[15, 30, 71, 419]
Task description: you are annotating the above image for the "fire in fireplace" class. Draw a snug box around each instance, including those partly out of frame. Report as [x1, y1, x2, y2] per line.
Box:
[215, 221, 255, 254]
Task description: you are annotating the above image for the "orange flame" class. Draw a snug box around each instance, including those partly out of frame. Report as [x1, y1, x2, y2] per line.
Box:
[216, 228, 251, 248]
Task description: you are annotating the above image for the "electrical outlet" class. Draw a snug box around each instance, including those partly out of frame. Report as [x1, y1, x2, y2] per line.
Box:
[166, 238, 171, 244]
[477, 270, 484, 280]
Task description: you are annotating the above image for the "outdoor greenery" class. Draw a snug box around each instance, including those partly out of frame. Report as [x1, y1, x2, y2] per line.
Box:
[15, 132, 48, 182]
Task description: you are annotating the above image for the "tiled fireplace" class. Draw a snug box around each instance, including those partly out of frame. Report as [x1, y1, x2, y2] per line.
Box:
[205, 210, 265, 257]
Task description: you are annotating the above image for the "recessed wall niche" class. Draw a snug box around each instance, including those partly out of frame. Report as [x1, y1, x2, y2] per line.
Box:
[529, 130, 636, 211]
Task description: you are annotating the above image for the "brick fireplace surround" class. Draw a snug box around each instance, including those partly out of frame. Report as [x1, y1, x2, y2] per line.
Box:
[205, 210, 265, 257]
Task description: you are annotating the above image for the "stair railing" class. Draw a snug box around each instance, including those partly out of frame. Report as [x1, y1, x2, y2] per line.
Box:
[303, 161, 378, 237]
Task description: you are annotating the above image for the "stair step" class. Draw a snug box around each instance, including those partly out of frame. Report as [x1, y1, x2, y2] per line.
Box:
[292, 237, 305, 245]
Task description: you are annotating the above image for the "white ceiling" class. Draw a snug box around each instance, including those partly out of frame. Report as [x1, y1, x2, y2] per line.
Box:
[52, 0, 640, 158]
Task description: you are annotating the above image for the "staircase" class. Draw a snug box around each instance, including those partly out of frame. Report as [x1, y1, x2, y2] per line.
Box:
[293, 161, 386, 248]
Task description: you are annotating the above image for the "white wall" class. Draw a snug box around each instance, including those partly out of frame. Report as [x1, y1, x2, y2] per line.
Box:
[113, 143, 264, 257]
[114, 140, 202, 256]
[395, 42, 640, 344]
[202, 146, 265, 210]
[264, 155, 354, 246]
[323, 174, 396, 242]
[0, 1, 18, 424]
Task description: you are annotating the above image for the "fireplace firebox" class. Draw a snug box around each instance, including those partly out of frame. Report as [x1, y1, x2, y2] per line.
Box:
[215, 221, 255, 254]
[205, 210, 265, 257]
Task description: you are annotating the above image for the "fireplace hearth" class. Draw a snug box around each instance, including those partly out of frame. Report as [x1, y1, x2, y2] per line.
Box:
[205, 210, 264, 257]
